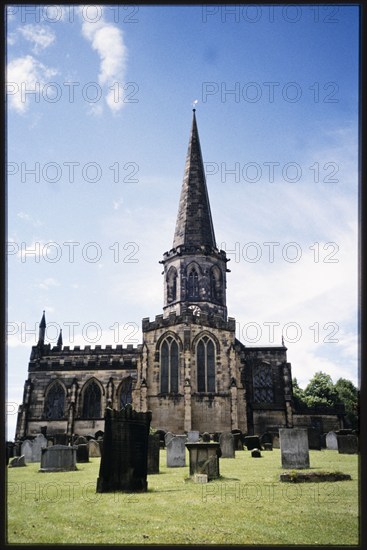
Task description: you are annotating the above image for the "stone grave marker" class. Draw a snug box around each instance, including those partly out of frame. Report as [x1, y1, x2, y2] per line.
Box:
[147, 433, 160, 474]
[260, 432, 273, 446]
[164, 432, 174, 446]
[244, 435, 261, 451]
[76, 444, 89, 463]
[166, 435, 186, 467]
[9, 455, 26, 467]
[219, 432, 235, 458]
[32, 433, 48, 461]
[194, 474, 208, 483]
[231, 430, 243, 450]
[39, 445, 77, 472]
[96, 405, 152, 492]
[251, 449, 261, 458]
[307, 427, 321, 450]
[186, 442, 221, 480]
[337, 434, 358, 454]
[88, 439, 101, 457]
[201, 432, 211, 442]
[263, 443, 273, 451]
[74, 435, 87, 445]
[21, 440, 33, 463]
[187, 431, 200, 443]
[326, 431, 338, 450]
[272, 434, 280, 449]
[320, 433, 327, 448]
[279, 428, 310, 469]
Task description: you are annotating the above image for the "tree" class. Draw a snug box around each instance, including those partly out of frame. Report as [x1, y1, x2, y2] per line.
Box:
[291, 377, 307, 408]
[335, 378, 359, 429]
[303, 371, 339, 408]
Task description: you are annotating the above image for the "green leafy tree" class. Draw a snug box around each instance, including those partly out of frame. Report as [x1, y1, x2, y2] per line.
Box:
[303, 371, 339, 408]
[291, 377, 307, 408]
[335, 378, 359, 429]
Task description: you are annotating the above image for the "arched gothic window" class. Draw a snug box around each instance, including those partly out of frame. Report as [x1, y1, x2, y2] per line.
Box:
[210, 266, 222, 302]
[197, 336, 215, 393]
[188, 268, 199, 299]
[253, 364, 274, 403]
[167, 267, 177, 303]
[119, 377, 133, 408]
[44, 381, 65, 420]
[160, 336, 179, 393]
[82, 380, 102, 418]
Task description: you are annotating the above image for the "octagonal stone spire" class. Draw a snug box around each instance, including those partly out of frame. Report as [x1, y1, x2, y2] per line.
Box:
[173, 110, 216, 249]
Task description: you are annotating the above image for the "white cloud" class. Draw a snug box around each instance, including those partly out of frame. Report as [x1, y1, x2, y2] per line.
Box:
[17, 211, 43, 227]
[79, 7, 127, 113]
[7, 55, 58, 113]
[18, 24, 56, 54]
[113, 198, 124, 210]
[38, 277, 60, 291]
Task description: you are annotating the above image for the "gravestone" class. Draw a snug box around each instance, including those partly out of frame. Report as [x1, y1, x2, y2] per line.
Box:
[21, 440, 33, 463]
[260, 432, 273, 446]
[326, 431, 338, 450]
[53, 433, 69, 445]
[263, 443, 273, 451]
[147, 434, 160, 474]
[272, 434, 280, 449]
[244, 435, 261, 451]
[279, 428, 310, 469]
[320, 433, 327, 448]
[201, 432, 211, 442]
[88, 439, 101, 457]
[231, 431, 243, 450]
[164, 432, 174, 446]
[9, 455, 26, 467]
[251, 449, 261, 458]
[194, 474, 208, 483]
[40, 445, 77, 472]
[337, 434, 358, 454]
[219, 432, 235, 458]
[154, 430, 166, 448]
[307, 427, 321, 450]
[166, 435, 186, 467]
[76, 444, 89, 463]
[213, 432, 221, 442]
[186, 442, 221, 480]
[96, 405, 152, 492]
[47, 439, 53, 447]
[6, 442, 15, 465]
[74, 435, 87, 445]
[32, 434, 48, 461]
[187, 431, 200, 443]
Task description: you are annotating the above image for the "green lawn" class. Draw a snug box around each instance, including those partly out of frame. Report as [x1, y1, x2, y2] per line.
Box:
[7, 449, 359, 545]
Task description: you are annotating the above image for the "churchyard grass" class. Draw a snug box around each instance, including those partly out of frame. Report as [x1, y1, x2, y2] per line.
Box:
[7, 449, 359, 545]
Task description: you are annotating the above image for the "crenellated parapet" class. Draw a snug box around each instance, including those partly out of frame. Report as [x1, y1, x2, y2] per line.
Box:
[162, 245, 228, 262]
[142, 311, 236, 333]
[28, 343, 140, 372]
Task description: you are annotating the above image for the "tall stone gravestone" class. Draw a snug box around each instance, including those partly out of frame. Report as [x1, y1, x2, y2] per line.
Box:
[326, 431, 338, 450]
[21, 440, 33, 463]
[32, 434, 48, 461]
[166, 435, 186, 467]
[88, 439, 101, 457]
[307, 427, 321, 450]
[279, 428, 310, 469]
[219, 432, 235, 458]
[76, 444, 89, 463]
[40, 445, 77, 472]
[186, 442, 221, 480]
[96, 404, 152, 492]
[147, 433, 160, 474]
[244, 436, 261, 451]
[187, 431, 200, 443]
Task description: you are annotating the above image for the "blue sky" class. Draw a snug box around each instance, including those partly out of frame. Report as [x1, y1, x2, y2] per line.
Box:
[6, 4, 359, 440]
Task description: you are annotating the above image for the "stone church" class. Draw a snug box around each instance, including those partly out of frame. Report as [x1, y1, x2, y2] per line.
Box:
[15, 111, 344, 441]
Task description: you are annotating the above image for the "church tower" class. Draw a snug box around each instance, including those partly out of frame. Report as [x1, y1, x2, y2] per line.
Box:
[134, 111, 247, 434]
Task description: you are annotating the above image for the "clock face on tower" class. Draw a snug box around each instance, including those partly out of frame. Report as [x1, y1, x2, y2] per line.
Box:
[188, 305, 201, 317]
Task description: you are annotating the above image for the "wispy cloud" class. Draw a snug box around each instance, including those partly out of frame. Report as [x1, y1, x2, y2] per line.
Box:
[17, 211, 43, 227]
[18, 24, 56, 54]
[38, 277, 60, 291]
[79, 7, 127, 114]
[7, 55, 57, 113]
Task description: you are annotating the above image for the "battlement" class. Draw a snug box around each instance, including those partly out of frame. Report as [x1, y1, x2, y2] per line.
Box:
[142, 311, 236, 332]
[161, 244, 229, 262]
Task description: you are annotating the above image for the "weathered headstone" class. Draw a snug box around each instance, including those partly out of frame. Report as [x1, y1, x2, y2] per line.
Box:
[39, 445, 77, 472]
[194, 473, 208, 483]
[231, 430, 243, 450]
[96, 405, 152, 492]
[53, 433, 69, 446]
[244, 435, 261, 451]
[9, 455, 26, 467]
[213, 432, 221, 442]
[166, 435, 186, 467]
[21, 440, 33, 463]
[260, 432, 273, 446]
[326, 431, 338, 450]
[32, 434, 48, 461]
[74, 435, 87, 445]
[147, 433, 160, 474]
[76, 444, 89, 463]
[272, 434, 280, 449]
[251, 449, 262, 458]
[263, 443, 273, 451]
[307, 427, 321, 450]
[219, 432, 235, 458]
[186, 442, 221, 480]
[187, 431, 200, 443]
[154, 430, 166, 448]
[164, 432, 174, 446]
[279, 428, 310, 469]
[320, 433, 327, 448]
[201, 432, 211, 442]
[88, 439, 101, 457]
[337, 434, 358, 454]
[95, 430, 104, 439]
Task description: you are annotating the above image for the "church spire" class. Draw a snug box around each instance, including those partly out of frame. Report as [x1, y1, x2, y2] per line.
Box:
[38, 310, 46, 345]
[173, 110, 216, 249]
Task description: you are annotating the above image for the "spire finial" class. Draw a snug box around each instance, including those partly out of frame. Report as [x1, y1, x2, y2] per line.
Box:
[192, 99, 198, 112]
